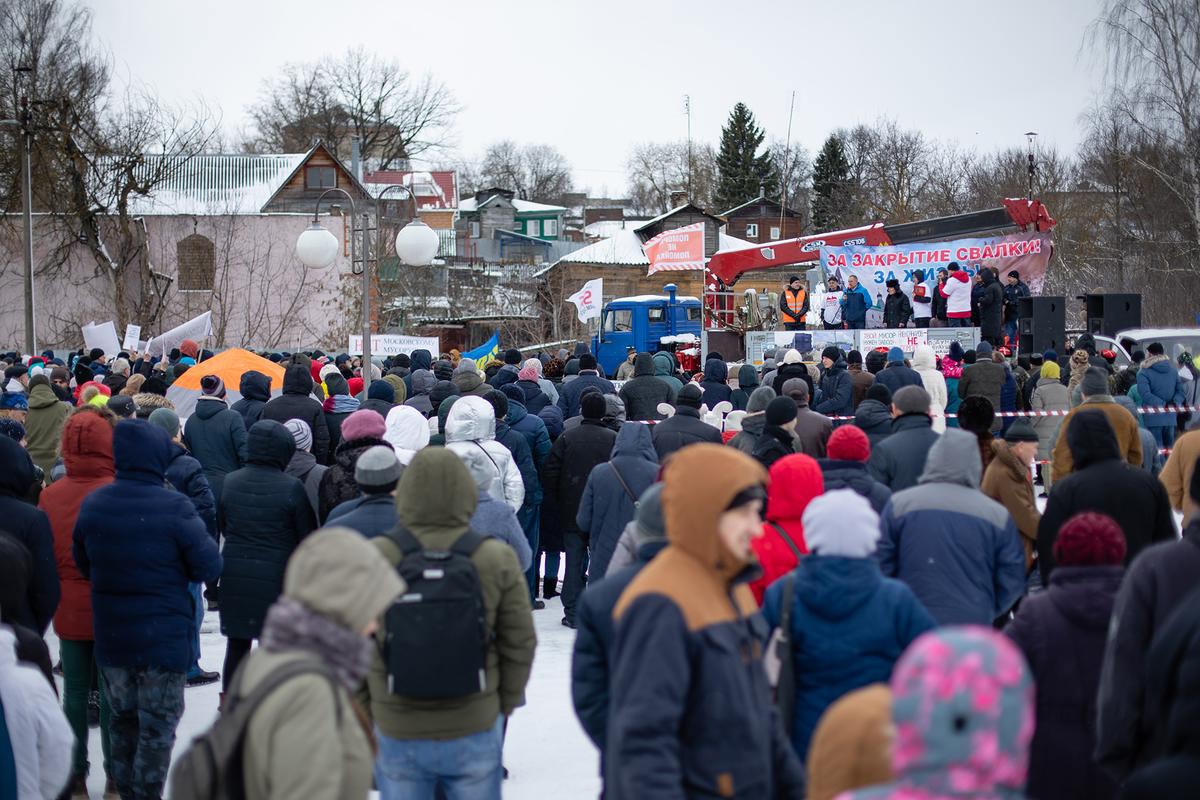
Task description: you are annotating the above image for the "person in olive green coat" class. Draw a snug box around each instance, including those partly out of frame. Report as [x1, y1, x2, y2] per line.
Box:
[359, 447, 536, 794]
[234, 527, 404, 800]
[25, 374, 70, 478]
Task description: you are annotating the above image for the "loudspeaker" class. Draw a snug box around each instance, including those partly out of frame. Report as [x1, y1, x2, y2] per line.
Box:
[1084, 294, 1142, 338]
[1019, 296, 1065, 355]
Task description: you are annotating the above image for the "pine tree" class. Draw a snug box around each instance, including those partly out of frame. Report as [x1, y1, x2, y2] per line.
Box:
[714, 103, 778, 212]
[811, 134, 851, 231]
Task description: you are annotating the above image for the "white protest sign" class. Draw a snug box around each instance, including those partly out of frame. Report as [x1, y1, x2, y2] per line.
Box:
[121, 324, 142, 352]
[146, 311, 213, 357]
[347, 334, 440, 357]
[857, 328, 928, 355]
[81, 321, 121, 356]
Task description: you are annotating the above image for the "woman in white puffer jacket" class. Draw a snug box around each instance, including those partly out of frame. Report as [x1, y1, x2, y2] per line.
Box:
[443, 395, 525, 511]
[911, 344, 949, 432]
[0, 625, 74, 799]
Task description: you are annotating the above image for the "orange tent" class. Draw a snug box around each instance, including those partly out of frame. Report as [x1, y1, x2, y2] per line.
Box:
[172, 348, 285, 392]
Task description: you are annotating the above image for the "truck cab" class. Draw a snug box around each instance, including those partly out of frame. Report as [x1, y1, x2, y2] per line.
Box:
[592, 286, 702, 377]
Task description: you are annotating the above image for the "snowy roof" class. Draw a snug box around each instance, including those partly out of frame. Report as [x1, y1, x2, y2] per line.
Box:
[118, 153, 308, 216]
[363, 169, 458, 209]
[717, 232, 758, 252]
[457, 195, 566, 214]
[557, 229, 649, 266]
[633, 203, 724, 232]
[612, 295, 701, 304]
[584, 220, 636, 238]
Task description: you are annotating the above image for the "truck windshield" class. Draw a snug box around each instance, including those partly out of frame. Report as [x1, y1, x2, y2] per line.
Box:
[604, 309, 633, 332]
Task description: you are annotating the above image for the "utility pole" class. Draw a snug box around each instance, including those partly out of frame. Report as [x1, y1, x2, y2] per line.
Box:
[1025, 132, 1038, 201]
[684, 94, 692, 198]
[2, 69, 36, 353]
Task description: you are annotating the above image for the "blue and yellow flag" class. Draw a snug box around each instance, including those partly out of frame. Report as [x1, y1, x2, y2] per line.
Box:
[462, 330, 500, 363]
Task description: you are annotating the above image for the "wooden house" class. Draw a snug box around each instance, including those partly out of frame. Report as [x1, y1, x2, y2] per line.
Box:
[719, 195, 804, 244]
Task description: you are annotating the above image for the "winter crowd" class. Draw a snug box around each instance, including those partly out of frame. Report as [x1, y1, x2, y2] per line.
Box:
[1, 327, 1199, 799]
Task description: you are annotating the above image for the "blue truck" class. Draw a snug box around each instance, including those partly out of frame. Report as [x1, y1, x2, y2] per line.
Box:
[592, 284, 703, 377]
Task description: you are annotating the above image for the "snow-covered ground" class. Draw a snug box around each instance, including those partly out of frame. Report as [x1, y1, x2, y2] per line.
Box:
[52, 595, 599, 799]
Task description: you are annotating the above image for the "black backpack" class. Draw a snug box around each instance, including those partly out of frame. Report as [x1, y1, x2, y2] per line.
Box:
[383, 526, 491, 699]
[169, 656, 339, 799]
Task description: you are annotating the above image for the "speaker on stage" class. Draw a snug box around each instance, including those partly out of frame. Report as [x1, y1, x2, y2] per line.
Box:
[1019, 296, 1065, 355]
[1084, 294, 1142, 338]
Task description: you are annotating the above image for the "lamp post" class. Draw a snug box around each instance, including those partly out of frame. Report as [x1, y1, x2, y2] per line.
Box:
[1025, 131, 1038, 201]
[296, 184, 439, 371]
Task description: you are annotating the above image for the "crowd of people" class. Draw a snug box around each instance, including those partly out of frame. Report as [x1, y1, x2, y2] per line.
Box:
[0, 326, 1198, 799]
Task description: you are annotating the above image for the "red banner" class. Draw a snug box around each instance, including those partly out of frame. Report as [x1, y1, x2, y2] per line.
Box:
[708, 223, 890, 283]
[644, 222, 706, 275]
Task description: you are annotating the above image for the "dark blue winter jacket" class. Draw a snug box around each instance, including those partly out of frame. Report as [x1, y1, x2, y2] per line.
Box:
[404, 349, 433, 396]
[230, 370, 271, 430]
[878, 429, 1027, 626]
[539, 404, 565, 441]
[182, 397, 248, 509]
[1137, 354, 1185, 429]
[817, 459, 891, 513]
[326, 493, 397, 538]
[699, 359, 732, 409]
[874, 362, 923, 397]
[165, 442, 218, 541]
[839, 283, 872, 325]
[577, 424, 659, 579]
[507, 398, 552, 480]
[762, 556, 935, 761]
[73, 420, 221, 671]
[814, 360, 854, 417]
[0, 436, 58, 634]
[496, 417, 539, 508]
[573, 539, 668, 755]
[558, 371, 616, 418]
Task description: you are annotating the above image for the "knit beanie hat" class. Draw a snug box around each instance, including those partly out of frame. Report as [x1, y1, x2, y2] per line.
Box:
[455, 357, 479, 376]
[846, 350, 864, 366]
[887, 347, 905, 363]
[504, 348, 523, 365]
[1043, 349, 1058, 363]
[347, 377, 364, 398]
[340, 408, 386, 442]
[866, 383, 892, 405]
[522, 358, 543, 377]
[581, 391, 607, 420]
[957, 396, 995, 434]
[367, 379, 395, 403]
[429, 380, 459, 411]
[50, 366, 70, 384]
[518, 364, 540, 382]
[319, 362, 340, 383]
[821, 346, 842, 362]
[499, 383, 526, 406]
[283, 418, 313, 452]
[179, 339, 199, 359]
[579, 353, 598, 371]
[200, 374, 226, 398]
[0, 418, 25, 443]
[355, 445, 402, 492]
[1053, 511, 1126, 566]
[803, 489, 880, 557]
[147, 407, 180, 439]
[765, 396, 798, 426]
[746, 385, 777, 414]
[783, 349, 804, 365]
[633, 483, 666, 545]
[827, 425, 871, 462]
[1040, 361, 1061, 380]
[675, 383, 703, 410]
[1080, 366, 1110, 398]
[484, 389, 508, 420]
[0, 392, 28, 411]
[433, 360, 455, 381]
[1003, 419, 1039, 443]
[976, 341, 993, 356]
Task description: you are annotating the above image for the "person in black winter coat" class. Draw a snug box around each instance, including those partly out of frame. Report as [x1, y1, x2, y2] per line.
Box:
[217, 419, 316, 690]
[317, 409, 392, 522]
[165, 435, 218, 542]
[182, 376, 248, 512]
[814, 349, 854, 417]
[1007, 511, 1125, 800]
[752, 397, 798, 470]
[572, 484, 666, 788]
[818, 424, 891, 513]
[403, 349, 433, 396]
[873, 347, 923, 397]
[557, 354, 616, 418]
[403, 369, 435, 417]
[651, 384, 722, 461]
[1121, 584, 1200, 800]
[1094, 467, 1200, 783]
[1037, 410, 1175, 584]
[0, 435, 58, 634]
[261, 363, 331, 465]
[772, 351, 814, 401]
[325, 445, 400, 538]
[230, 370, 271, 430]
[542, 392, 617, 627]
[698, 358, 732, 409]
[359, 379, 395, 418]
[0, 531, 54, 683]
[976, 267, 1005, 345]
[853, 383, 894, 446]
[619, 353, 674, 421]
[882, 279, 913, 328]
[485, 389, 538, 511]
[281, 419, 326, 520]
[321, 372, 360, 454]
[867, 386, 939, 492]
[577, 423, 658, 579]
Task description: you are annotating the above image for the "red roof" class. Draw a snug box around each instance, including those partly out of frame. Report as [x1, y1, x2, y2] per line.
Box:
[361, 169, 458, 210]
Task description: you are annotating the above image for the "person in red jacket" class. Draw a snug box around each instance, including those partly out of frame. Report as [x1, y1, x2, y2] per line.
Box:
[749, 453, 824, 603]
[37, 405, 117, 796]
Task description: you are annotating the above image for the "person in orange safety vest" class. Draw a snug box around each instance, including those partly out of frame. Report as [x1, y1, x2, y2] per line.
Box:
[780, 276, 810, 331]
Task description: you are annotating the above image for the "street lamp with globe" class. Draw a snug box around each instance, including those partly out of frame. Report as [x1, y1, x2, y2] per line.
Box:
[295, 185, 440, 370]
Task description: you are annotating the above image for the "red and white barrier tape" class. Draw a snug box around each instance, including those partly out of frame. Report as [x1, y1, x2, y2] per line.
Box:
[825, 404, 1200, 422]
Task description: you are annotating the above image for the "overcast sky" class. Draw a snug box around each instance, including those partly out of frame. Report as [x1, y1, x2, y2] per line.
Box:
[88, 0, 1107, 196]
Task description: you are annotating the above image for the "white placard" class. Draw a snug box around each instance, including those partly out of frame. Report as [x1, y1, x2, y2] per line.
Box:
[81, 321, 121, 356]
[857, 328, 928, 355]
[121, 324, 142, 352]
[347, 334, 441, 357]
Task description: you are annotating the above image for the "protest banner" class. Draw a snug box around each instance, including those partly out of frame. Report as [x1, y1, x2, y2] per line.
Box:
[926, 327, 980, 357]
[121, 324, 142, 352]
[858, 328, 929, 355]
[146, 311, 213, 357]
[347, 334, 440, 357]
[644, 222, 705, 275]
[81, 321, 120, 356]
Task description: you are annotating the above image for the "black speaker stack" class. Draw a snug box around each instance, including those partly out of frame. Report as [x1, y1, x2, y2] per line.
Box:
[1083, 293, 1142, 338]
[1019, 296, 1065, 355]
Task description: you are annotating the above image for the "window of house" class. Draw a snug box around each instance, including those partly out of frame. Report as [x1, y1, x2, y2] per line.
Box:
[525, 219, 540, 237]
[604, 309, 633, 332]
[305, 166, 337, 189]
[543, 219, 558, 237]
[769, 226, 781, 240]
[469, 220, 481, 238]
[745, 223, 759, 238]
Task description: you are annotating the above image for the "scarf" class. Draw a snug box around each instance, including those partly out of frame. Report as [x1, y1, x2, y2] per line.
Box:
[260, 597, 371, 689]
[323, 394, 360, 414]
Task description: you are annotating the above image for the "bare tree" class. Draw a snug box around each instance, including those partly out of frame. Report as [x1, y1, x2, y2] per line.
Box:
[626, 140, 717, 214]
[245, 47, 459, 169]
[769, 138, 810, 227]
[473, 140, 574, 203]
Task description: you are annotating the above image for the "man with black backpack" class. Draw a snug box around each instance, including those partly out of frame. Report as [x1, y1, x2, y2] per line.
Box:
[360, 447, 536, 796]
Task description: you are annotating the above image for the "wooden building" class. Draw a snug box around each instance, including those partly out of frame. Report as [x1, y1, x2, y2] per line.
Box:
[719, 195, 804, 244]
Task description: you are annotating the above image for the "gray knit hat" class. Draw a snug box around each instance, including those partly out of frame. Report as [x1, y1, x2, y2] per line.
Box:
[283, 418, 313, 452]
[746, 385, 777, 414]
[355, 444, 401, 491]
[633, 483, 666, 545]
[147, 407, 180, 439]
[1080, 366, 1109, 398]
